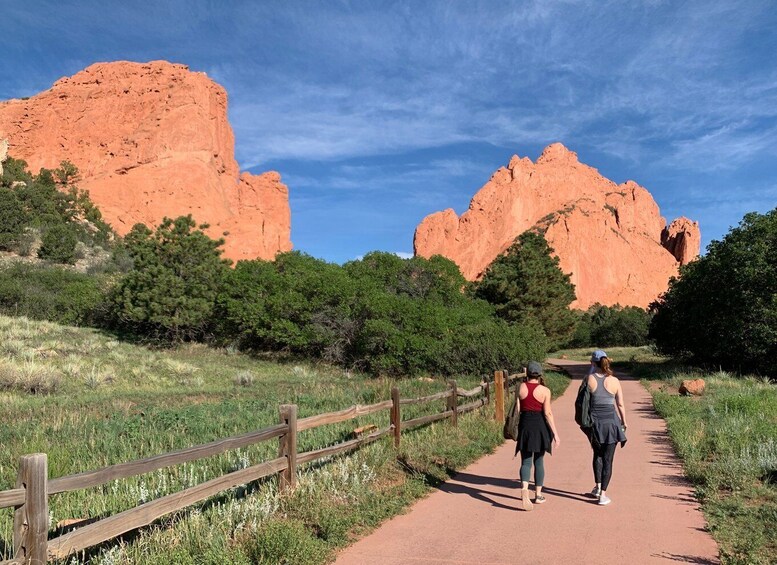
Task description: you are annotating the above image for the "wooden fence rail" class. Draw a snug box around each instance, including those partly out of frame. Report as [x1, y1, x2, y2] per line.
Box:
[0, 369, 521, 564]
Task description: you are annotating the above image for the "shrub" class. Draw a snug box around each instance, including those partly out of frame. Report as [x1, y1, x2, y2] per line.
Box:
[0, 264, 107, 325]
[218, 251, 549, 376]
[38, 223, 78, 263]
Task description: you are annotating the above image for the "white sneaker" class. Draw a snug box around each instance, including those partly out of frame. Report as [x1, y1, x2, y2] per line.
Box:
[588, 486, 601, 498]
[598, 494, 611, 506]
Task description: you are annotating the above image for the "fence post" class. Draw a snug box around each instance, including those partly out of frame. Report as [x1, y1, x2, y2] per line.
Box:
[14, 453, 49, 564]
[447, 380, 458, 426]
[494, 370, 504, 422]
[391, 386, 401, 448]
[483, 377, 490, 406]
[278, 405, 298, 492]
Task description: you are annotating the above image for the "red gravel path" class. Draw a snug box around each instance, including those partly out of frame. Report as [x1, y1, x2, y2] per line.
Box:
[334, 359, 719, 564]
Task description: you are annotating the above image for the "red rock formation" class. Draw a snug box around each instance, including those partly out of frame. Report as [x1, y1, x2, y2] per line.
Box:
[414, 143, 700, 309]
[0, 61, 291, 262]
[662, 217, 701, 265]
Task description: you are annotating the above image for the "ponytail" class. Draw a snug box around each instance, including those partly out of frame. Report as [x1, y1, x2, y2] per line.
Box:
[598, 357, 614, 376]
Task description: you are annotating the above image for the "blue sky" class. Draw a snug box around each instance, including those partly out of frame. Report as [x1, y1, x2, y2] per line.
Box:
[2, 0, 776, 263]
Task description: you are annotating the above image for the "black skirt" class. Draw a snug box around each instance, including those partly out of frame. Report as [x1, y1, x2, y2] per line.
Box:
[517, 411, 553, 454]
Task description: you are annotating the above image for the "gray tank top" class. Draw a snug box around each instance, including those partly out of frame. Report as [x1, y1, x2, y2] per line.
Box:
[590, 374, 615, 409]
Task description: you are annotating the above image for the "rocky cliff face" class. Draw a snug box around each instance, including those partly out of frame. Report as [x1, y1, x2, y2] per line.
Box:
[0, 61, 291, 261]
[414, 143, 700, 309]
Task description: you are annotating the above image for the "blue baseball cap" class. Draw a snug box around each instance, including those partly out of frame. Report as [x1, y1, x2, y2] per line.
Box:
[591, 349, 608, 362]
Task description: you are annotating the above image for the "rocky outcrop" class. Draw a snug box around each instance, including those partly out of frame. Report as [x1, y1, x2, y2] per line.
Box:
[662, 217, 701, 265]
[414, 143, 700, 309]
[0, 61, 291, 262]
[0, 138, 7, 176]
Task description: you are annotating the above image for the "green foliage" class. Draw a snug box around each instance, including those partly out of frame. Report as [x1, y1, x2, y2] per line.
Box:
[218, 251, 548, 376]
[38, 222, 78, 263]
[566, 304, 652, 348]
[0, 156, 115, 258]
[650, 208, 777, 376]
[218, 251, 360, 358]
[0, 188, 28, 250]
[474, 230, 577, 347]
[111, 216, 231, 342]
[245, 519, 329, 564]
[0, 264, 106, 325]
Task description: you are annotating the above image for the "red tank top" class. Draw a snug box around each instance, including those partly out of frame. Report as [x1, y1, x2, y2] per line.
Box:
[520, 382, 543, 412]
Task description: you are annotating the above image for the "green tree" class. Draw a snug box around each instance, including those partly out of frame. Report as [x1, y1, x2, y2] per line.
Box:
[0, 189, 27, 250]
[38, 223, 78, 264]
[566, 304, 651, 347]
[111, 216, 231, 342]
[650, 208, 777, 376]
[474, 230, 577, 347]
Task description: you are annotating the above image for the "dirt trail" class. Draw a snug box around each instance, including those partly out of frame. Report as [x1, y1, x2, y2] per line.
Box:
[335, 359, 719, 564]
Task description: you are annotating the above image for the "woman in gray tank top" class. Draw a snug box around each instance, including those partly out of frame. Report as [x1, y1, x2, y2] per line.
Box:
[586, 350, 628, 506]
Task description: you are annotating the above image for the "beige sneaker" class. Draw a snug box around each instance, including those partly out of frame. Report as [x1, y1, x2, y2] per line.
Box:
[521, 488, 533, 512]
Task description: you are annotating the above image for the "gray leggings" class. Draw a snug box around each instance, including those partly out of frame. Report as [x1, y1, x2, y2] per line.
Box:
[520, 450, 545, 486]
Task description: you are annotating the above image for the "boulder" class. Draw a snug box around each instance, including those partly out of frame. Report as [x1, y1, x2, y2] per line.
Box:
[679, 379, 706, 396]
[0, 61, 291, 262]
[414, 143, 701, 308]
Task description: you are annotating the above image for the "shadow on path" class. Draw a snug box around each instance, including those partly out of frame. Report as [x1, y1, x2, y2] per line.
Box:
[437, 479, 521, 512]
[442, 473, 595, 507]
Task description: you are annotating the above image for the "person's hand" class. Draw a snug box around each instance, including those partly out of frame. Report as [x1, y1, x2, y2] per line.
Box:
[554, 436, 561, 447]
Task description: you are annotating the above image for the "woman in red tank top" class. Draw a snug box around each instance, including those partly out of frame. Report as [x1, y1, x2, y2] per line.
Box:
[515, 361, 560, 511]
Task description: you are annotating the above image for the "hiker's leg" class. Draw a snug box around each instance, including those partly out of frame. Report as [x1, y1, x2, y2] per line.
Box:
[592, 444, 603, 485]
[520, 449, 533, 489]
[600, 443, 617, 491]
[533, 451, 545, 494]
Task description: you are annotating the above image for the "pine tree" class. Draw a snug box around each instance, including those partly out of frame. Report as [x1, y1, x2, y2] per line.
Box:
[474, 230, 577, 347]
[111, 216, 231, 342]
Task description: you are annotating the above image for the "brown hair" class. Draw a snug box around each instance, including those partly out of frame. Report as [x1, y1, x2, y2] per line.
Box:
[526, 374, 545, 386]
[596, 357, 614, 376]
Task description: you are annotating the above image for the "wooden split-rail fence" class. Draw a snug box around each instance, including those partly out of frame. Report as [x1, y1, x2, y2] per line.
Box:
[0, 369, 522, 564]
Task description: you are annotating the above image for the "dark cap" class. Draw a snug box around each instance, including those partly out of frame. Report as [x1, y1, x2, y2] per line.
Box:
[526, 361, 543, 376]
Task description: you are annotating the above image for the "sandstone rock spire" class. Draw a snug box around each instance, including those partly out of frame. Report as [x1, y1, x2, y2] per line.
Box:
[0, 61, 291, 261]
[414, 143, 701, 309]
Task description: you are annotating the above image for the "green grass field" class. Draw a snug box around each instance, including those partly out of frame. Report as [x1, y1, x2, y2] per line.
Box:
[0, 315, 568, 564]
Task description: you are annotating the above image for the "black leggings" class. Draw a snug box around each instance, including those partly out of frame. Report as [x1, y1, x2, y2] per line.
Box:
[592, 442, 617, 490]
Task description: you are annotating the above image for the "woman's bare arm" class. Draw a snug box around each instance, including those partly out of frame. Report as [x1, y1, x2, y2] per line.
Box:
[542, 389, 560, 446]
[614, 380, 627, 428]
